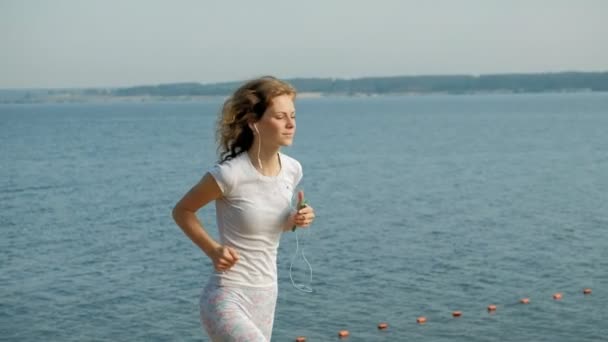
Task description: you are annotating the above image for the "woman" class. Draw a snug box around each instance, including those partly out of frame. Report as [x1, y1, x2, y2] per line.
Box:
[172, 76, 316, 341]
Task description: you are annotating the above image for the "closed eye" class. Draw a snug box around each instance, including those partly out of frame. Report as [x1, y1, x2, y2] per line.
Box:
[275, 112, 296, 119]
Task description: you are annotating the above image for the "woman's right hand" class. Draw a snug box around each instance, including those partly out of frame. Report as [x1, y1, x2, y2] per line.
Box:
[210, 245, 240, 272]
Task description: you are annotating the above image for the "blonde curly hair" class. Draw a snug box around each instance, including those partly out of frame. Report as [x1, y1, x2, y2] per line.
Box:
[217, 76, 296, 162]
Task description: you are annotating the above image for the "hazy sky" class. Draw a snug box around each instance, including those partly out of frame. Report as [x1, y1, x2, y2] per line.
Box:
[2, 0, 607, 89]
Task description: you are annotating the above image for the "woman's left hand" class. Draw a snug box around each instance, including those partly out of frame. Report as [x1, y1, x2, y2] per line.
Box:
[293, 190, 315, 228]
[294, 204, 315, 228]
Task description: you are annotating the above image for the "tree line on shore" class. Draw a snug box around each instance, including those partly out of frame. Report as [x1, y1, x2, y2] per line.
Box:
[113, 71, 608, 97]
[2, 71, 607, 103]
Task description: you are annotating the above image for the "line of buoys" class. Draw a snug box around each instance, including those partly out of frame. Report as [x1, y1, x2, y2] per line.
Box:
[295, 288, 593, 340]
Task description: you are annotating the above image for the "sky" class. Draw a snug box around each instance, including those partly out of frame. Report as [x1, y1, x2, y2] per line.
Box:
[1, 0, 607, 89]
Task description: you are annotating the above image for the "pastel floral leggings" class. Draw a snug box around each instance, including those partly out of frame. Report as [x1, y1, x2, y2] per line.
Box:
[200, 282, 278, 342]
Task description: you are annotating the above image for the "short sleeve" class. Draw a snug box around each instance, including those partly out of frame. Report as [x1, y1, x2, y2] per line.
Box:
[208, 161, 235, 196]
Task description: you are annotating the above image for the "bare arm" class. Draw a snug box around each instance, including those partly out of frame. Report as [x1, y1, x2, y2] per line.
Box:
[172, 173, 239, 271]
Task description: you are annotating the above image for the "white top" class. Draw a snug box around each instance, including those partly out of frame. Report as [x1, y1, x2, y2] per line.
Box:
[208, 152, 303, 288]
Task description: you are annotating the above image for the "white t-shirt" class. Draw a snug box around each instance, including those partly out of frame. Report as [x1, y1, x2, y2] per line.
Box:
[208, 151, 303, 288]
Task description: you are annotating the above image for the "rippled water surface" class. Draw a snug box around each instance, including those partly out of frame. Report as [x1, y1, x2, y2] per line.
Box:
[2, 93, 607, 341]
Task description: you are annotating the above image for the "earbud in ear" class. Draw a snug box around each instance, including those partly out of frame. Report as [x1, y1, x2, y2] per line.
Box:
[253, 124, 259, 134]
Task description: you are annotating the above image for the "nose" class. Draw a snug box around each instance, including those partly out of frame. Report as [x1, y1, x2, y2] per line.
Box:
[286, 116, 295, 128]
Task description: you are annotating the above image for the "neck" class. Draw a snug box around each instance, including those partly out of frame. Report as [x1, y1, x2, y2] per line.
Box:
[248, 140, 281, 176]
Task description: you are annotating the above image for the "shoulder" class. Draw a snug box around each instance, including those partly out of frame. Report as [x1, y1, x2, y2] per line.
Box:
[280, 153, 303, 183]
[214, 152, 249, 172]
[208, 153, 248, 194]
[280, 153, 301, 171]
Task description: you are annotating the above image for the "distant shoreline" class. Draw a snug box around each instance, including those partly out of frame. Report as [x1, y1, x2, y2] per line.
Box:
[1, 71, 607, 104]
[1, 89, 607, 105]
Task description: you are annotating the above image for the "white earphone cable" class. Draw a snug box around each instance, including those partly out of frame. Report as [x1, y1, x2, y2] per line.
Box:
[289, 227, 314, 293]
[256, 123, 313, 293]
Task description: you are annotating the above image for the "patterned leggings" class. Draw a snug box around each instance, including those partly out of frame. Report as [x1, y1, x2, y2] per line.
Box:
[200, 282, 278, 342]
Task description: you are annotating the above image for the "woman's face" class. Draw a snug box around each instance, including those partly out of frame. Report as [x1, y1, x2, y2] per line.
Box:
[256, 94, 296, 147]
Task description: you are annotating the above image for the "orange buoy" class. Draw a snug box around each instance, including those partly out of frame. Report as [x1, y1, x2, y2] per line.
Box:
[452, 311, 462, 317]
[520, 298, 530, 304]
[553, 292, 563, 300]
[417, 316, 427, 324]
[295, 337, 306, 342]
[487, 304, 497, 312]
[338, 330, 349, 338]
[377, 322, 388, 330]
[583, 288, 592, 295]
